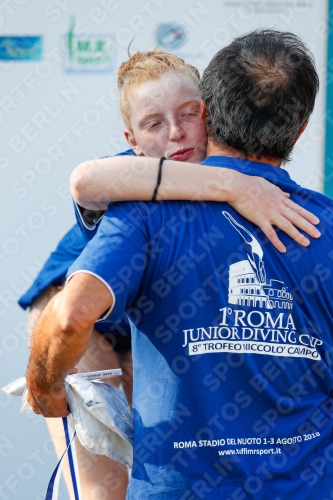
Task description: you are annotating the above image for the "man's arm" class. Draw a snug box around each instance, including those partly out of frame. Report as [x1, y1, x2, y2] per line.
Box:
[26, 273, 113, 417]
[28, 285, 57, 346]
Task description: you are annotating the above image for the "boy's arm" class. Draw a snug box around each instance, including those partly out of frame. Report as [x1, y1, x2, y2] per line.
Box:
[70, 156, 320, 253]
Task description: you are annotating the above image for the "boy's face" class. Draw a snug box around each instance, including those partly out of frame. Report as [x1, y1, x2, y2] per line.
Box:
[125, 71, 207, 163]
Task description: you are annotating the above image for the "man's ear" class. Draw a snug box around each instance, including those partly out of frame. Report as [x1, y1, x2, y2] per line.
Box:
[200, 101, 207, 120]
[124, 129, 144, 156]
[294, 122, 308, 144]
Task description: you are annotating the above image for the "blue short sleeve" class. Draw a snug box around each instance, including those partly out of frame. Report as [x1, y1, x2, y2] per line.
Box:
[73, 200, 103, 239]
[68, 201, 149, 323]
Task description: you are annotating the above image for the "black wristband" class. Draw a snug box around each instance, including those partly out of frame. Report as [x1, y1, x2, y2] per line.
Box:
[152, 157, 166, 202]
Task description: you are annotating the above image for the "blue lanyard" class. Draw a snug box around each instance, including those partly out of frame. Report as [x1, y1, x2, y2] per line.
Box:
[45, 415, 81, 500]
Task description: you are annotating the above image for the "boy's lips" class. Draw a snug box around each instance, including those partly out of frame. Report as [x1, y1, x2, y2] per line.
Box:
[169, 148, 194, 161]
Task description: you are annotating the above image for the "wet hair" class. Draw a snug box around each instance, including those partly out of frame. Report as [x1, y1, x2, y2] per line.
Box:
[200, 29, 319, 162]
[117, 47, 200, 130]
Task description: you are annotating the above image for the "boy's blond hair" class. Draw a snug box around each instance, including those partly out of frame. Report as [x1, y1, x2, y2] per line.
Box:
[117, 47, 200, 130]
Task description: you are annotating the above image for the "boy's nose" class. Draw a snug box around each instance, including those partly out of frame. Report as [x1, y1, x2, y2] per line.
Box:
[169, 122, 185, 141]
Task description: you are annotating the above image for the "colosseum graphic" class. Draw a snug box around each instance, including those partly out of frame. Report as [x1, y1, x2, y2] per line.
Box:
[223, 211, 293, 310]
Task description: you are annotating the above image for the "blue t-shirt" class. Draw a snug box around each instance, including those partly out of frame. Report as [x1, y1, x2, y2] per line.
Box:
[18, 149, 135, 338]
[68, 155, 333, 500]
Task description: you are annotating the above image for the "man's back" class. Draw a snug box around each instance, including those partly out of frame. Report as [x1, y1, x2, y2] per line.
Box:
[69, 155, 333, 499]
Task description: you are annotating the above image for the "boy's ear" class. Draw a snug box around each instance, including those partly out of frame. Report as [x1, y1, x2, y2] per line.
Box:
[200, 101, 207, 120]
[124, 129, 144, 156]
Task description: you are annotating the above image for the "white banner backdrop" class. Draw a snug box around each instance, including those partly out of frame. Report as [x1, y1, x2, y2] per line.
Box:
[0, 1, 328, 498]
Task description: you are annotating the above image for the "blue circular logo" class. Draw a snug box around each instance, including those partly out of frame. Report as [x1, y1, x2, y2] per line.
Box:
[156, 23, 186, 50]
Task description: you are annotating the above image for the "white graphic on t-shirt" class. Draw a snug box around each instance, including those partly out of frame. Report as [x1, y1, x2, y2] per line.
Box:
[182, 211, 323, 360]
[223, 211, 293, 310]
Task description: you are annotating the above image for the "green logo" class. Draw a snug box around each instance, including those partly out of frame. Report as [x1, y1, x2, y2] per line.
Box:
[63, 18, 116, 73]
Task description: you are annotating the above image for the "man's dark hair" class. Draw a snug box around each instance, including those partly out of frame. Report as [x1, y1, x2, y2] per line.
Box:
[200, 29, 319, 162]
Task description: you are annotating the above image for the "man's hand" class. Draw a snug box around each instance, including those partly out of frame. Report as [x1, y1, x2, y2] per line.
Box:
[26, 366, 78, 417]
[27, 382, 69, 418]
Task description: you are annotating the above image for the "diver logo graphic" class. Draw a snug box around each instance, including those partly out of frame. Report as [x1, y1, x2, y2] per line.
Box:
[223, 212, 293, 310]
[182, 211, 323, 360]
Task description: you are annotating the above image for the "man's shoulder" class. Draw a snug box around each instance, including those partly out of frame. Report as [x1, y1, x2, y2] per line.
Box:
[292, 185, 333, 216]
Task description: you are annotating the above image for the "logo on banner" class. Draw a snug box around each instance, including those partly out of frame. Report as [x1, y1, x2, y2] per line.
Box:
[183, 211, 323, 360]
[62, 18, 116, 73]
[0, 36, 42, 61]
[156, 23, 186, 50]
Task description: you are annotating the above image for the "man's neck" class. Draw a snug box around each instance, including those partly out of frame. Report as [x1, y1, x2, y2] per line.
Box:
[206, 141, 281, 168]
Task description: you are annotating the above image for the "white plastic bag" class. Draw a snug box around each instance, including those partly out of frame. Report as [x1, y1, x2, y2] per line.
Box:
[2, 371, 133, 467]
[65, 375, 133, 467]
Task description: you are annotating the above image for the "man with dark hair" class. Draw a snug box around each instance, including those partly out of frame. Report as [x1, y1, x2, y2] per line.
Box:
[200, 29, 318, 162]
[27, 30, 333, 499]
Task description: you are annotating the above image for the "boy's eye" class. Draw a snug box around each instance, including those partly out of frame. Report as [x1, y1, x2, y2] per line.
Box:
[145, 122, 160, 129]
[182, 110, 199, 117]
